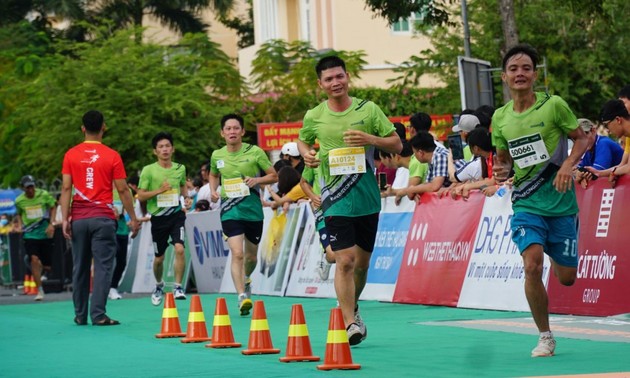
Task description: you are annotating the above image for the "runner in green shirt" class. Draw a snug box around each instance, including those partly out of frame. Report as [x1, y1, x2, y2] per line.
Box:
[137, 131, 188, 305]
[492, 44, 589, 358]
[297, 56, 401, 346]
[15, 175, 56, 301]
[209, 113, 277, 316]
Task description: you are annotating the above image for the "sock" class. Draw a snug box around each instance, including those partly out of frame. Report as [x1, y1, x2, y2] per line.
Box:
[156, 281, 164, 288]
[540, 331, 552, 338]
[174, 282, 182, 288]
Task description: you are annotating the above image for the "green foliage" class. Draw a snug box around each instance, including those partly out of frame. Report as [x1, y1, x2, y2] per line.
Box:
[218, 0, 254, 48]
[363, 0, 455, 27]
[350, 87, 457, 117]
[0, 28, 245, 185]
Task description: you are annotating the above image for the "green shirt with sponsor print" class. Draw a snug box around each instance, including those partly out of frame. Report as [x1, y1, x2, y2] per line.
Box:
[210, 143, 273, 222]
[299, 97, 395, 217]
[15, 188, 56, 240]
[138, 162, 186, 216]
[492, 92, 579, 216]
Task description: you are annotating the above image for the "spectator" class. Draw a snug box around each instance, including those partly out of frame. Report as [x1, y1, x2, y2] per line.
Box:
[575, 118, 623, 188]
[380, 142, 412, 197]
[194, 199, 210, 212]
[597, 99, 630, 186]
[450, 128, 498, 199]
[267, 166, 308, 212]
[281, 142, 305, 174]
[452, 113, 480, 161]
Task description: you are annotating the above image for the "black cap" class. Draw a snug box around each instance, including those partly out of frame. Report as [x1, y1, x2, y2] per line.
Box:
[599, 99, 629, 123]
[20, 175, 36, 187]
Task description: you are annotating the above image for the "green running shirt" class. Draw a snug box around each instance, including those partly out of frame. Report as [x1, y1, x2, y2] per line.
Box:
[492, 92, 579, 216]
[210, 143, 273, 222]
[15, 189, 56, 240]
[299, 98, 395, 217]
[138, 162, 187, 216]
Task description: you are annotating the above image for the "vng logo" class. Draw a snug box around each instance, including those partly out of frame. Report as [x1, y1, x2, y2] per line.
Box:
[193, 227, 229, 264]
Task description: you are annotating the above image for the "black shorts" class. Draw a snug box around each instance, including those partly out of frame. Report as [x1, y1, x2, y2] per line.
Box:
[150, 211, 186, 257]
[222, 220, 263, 245]
[325, 213, 379, 252]
[24, 238, 53, 266]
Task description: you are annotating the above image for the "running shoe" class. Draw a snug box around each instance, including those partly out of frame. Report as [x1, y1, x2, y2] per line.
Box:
[35, 289, 44, 301]
[346, 322, 364, 346]
[173, 286, 186, 300]
[531, 334, 556, 357]
[151, 285, 164, 306]
[354, 307, 367, 342]
[317, 256, 332, 280]
[238, 293, 252, 316]
[108, 288, 122, 300]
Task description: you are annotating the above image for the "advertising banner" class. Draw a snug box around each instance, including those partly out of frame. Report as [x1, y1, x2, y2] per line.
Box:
[549, 177, 630, 316]
[362, 196, 416, 301]
[285, 203, 337, 298]
[457, 189, 542, 312]
[185, 210, 229, 293]
[393, 193, 484, 306]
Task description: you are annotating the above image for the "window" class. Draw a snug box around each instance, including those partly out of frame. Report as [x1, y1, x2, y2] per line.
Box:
[391, 12, 426, 34]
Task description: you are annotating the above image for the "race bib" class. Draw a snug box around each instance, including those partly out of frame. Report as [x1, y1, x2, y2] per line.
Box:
[25, 206, 43, 220]
[223, 177, 250, 198]
[329, 147, 366, 176]
[508, 133, 550, 169]
[157, 189, 179, 208]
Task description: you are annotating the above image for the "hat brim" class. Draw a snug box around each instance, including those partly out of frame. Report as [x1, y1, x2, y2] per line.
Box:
[452, 125, 462, 132]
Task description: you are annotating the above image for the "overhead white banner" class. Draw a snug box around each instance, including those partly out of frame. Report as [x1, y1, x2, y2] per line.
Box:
[185, 210, 229, 293]
[457, 189, 550, 311]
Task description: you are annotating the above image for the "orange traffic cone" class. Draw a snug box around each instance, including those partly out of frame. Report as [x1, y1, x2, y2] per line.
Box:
[181, 295, 211, 343]
[205, 297, 241, 348]
[155, 293, 185, 338]
[280, 304, 320, 362]
[27, 275, 37, 295]
[317, 308, 361, 370]
[242, 300, 280, 355]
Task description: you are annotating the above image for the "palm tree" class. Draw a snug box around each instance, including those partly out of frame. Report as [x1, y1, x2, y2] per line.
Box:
[96, 0, 235, 41]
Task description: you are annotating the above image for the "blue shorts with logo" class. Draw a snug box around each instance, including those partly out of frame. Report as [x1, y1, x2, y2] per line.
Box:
[510, 212, 579, 268]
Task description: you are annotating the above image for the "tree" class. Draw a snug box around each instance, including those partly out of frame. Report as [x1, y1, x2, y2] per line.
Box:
[362, 0, 455, 27]
[0, 28, 245, 185]
[218, 0, 253, 48]
[96, 0, 235, 41]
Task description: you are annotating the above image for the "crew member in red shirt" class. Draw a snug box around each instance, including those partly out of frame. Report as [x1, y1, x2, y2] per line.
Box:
[60, 110, 140, 326]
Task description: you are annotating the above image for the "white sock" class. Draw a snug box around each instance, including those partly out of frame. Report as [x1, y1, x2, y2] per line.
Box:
[540, 331, 552, 338]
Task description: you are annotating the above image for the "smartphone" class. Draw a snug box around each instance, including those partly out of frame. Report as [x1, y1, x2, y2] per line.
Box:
[448, 133, 465, 160]
[379, 172, 388, 191]
[578, 167, 598, 181]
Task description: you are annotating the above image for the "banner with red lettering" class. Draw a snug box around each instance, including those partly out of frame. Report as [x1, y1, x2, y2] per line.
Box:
[549, 177, 630, 316]
[393, 193, 484, 305]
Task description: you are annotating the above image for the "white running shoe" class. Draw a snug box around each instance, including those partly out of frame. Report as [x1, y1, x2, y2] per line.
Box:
[35, 289, 44, 301]
[354, 307, 367, 342]
[346, 323, 364, 346]
[238, 293, 252, 316]
[531, 335, 556, 357]
[108, 288, 122, 300]
[151, 285, 164, 306]
[173, 286, 186, 300]
[316, 256, 332, 281]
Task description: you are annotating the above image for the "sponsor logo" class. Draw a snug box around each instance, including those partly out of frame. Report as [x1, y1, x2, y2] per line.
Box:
[305, 287, 318, 294]
[193, 226, 229, 264]
[596, 189, 614, 237]
[81, 154, 100, 165]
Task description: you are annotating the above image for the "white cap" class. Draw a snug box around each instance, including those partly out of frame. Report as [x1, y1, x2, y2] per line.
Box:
[281, 142, 300, 157]
[453, 114, 480, 133]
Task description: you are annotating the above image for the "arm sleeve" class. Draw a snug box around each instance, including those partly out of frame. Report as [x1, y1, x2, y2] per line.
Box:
[371, 103, 395, 137]
[138, 167, 150, 190]
[256, 147, 273, 171]
[552, 96, 579, 135]
[113, 153, 127, 180]
[285, 184, 306, 202]
[432, 153, 449, 179]
[591, 141, 614, 170]
[299, 111, 317, 145]
[455, 159, 482, 182]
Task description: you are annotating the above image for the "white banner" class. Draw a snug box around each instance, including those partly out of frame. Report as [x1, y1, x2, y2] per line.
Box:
[131, 222, 158, 293]
[185, 210, 229, 293]
[285, 204, 337, 298]
[457, 189, 550, 311]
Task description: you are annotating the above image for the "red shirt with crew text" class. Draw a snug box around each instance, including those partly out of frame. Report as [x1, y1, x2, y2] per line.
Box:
[61, 141, 127, 221]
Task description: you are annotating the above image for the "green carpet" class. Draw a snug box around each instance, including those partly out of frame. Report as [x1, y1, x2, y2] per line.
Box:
[1, 294, 629, 377]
